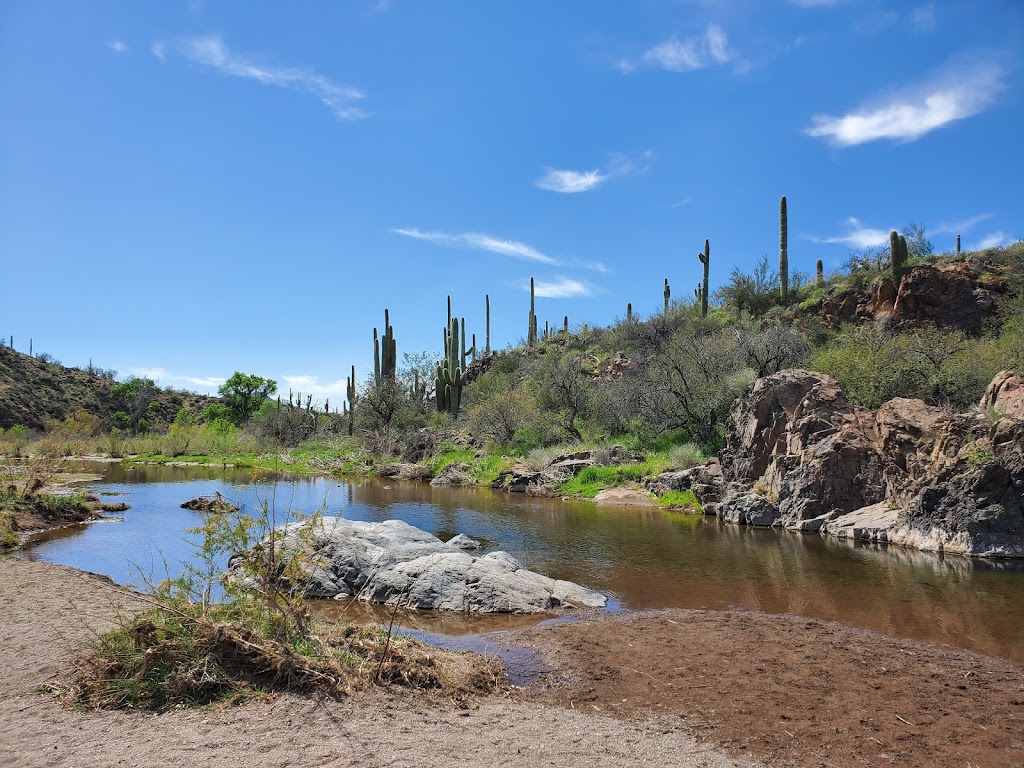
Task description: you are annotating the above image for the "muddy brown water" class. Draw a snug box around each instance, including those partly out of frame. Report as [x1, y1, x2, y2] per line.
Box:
[17, 461, 1024, 665]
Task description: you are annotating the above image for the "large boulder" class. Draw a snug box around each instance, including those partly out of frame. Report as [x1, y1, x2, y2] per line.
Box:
[232, 518, 607, 613]
[719, 370, 885, 526]
[717, 368, 1024, 557]
[891, 263, 997, 335]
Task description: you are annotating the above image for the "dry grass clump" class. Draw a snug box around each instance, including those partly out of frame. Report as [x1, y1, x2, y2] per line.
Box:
[67, 607, 505, 712]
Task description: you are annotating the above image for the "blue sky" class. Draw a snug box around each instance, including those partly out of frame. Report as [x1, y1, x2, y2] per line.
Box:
[2, 1, 1021, 403]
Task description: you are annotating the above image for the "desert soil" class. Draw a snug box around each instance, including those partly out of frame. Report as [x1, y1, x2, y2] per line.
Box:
[1, 557, 1022, 768]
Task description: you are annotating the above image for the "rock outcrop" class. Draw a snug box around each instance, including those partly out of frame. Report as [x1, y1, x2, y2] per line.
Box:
[181, 492, 239, 513]
[697, 369, 1024, 558]
[232, 518, 607, 613]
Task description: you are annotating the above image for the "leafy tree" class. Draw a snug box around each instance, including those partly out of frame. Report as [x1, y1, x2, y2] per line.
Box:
[715, 255, 781, 318]
[901, 222, 934, 259]
[218, 372, 278, 426]
[110, 377, 159, 433]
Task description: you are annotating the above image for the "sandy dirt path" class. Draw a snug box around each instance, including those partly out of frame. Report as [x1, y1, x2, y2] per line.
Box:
[3, 556, 1022, 767]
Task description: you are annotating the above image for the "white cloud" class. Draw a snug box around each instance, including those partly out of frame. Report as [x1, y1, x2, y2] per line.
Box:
[973, 232, 1014, 250]
[629, 24, 733, 73]
[535, 151, 652, 194]
[933, 213, 991, 235]
[130, 367, 169, 381]
[107, 40, 127, 54]
[392, 228, 558, 265]
[151, 42, 166, 63]
[804, 62, 1004, 146]
[809, 217, 892, 249]
[536, 168, 606, 194]
[182, 376, 227, 388]
[159, 35, 368, 120]
[279, 375, 348, 399]
[528, 278, 594, 299]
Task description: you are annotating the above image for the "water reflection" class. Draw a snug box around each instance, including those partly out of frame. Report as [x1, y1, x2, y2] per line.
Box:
[20, 461, 1024, 663]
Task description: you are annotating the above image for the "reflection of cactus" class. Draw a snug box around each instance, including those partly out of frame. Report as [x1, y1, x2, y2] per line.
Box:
[780, 196, 789, 302]
[890, 230, 905, 286]
[816, 259, 824, 286]
[664, 278, 671, 312]
[697, 239, 709, 317]
[527, 278, 538, 346]
[436, 318, 468, 416]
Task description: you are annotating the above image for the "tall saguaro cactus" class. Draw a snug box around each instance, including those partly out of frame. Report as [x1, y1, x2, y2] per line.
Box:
[373, 310, 397, 382]
[779, 195, 789, 302]
[956, 234, 961, 254]
[816, 259, 824, 286]
[346, 365, 356, 435]
[664, 278, 671, 313]
[697, 239, 710, 318]
[527, 278, 538, 346]
[890, 230, 905, 287]
[485, 294, 491, 355]
[436, 317, 468, 416]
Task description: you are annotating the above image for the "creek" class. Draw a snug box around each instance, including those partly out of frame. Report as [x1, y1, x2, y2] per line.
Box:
[18, 461, 1024, 664]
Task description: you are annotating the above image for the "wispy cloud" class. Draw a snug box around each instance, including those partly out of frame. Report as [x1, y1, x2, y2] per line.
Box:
[620, 24, 733, 74]
[156, 35, 368, 120]
[788, 0, 843, 6]
[536, 168, 605, 194]
[526, 277, 594, 299]
[129, 368, 226, 392]
[933, 213, 991, 235]
[973, 232, 1015, 250]
[808, 217, 892, 249]
[804, 61, 1004, 146]
[535, 151, 652, 194]
[279, 375, 347, 400]
[107, 40, 127, 54]
[393, 228, 558, 265]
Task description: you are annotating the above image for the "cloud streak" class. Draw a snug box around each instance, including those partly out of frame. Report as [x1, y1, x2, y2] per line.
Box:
[808, 217, 892, 249]
[527, 277, 594, 299]
[621, 25, 733, 73]
[279, 375, 348, 400]
[158, 35, 368, 120]
[973, 232, 1015, 250]
[393, 228, 558, 265]
[107, 40, 127, 53]
[535, 151, 653, 194]
[129, 368, 226, 392]
[805, 62, 1003, 146]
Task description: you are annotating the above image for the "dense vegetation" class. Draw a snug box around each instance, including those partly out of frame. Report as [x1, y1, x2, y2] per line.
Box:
[2, 235, 1022, 499]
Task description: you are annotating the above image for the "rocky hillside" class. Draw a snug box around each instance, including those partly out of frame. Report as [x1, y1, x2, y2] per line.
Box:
[0, 346, 216, 431]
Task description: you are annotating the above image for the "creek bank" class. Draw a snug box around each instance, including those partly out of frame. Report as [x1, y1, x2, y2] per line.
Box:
[661, 369, 1024, 558]
[231, 517, 608, 613]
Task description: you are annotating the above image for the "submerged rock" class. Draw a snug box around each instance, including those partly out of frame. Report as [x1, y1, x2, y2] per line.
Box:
[233, 517, 607, 613]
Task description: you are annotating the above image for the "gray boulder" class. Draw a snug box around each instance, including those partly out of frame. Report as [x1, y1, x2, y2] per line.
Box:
[234, 517, 606, 613]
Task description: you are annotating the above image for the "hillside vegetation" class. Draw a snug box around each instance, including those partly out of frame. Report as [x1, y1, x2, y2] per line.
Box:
[2, 233, 1022, 495]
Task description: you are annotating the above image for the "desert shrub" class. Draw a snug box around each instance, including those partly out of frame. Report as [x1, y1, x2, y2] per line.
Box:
[715, 255, 780, 318]
[668, 442, 705, 469]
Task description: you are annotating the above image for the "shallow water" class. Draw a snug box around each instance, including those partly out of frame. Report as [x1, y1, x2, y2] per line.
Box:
[18, 461, 1024, 663]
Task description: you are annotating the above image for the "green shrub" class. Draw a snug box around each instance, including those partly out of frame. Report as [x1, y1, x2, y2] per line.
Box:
[655, 489, 702, 511]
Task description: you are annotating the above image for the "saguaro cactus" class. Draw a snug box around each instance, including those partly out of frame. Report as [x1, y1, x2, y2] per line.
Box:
[890, 230, 905, 287]
[779, 196, 789, 302]
[956, 234, 961, 254]
[664, 278, 671, 312]
[436, 317, 469, 416]
[816, 259, 824, 286]
[697, 239, 710, 318]
[485, 294, 491, 355]
[626, 303, 633, 323]
[527, 278, 538, 346]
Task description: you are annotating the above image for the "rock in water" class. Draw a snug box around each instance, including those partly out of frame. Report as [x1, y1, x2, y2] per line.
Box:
[232, 518, 606, 613]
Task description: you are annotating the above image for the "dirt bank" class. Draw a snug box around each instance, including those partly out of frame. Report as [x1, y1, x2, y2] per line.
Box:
[2, 557, 1021, 768]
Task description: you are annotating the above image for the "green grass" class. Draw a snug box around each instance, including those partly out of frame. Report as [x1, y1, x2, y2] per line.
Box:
[425, 444, 513, 486]
[655, 489, 702, 512]
[560, 461, 660, 498]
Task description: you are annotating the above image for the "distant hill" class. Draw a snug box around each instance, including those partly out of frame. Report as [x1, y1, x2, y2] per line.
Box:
[0, 345, 217, 432]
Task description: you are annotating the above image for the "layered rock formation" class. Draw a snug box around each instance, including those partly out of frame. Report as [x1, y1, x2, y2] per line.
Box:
[676, 369, 1024, 558]
[231, 518, 607, 613]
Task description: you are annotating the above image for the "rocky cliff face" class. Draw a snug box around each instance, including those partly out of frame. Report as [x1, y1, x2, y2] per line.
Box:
[687, 369, 1024, 558]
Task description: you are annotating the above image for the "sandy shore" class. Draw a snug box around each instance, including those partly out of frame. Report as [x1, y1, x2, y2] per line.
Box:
[1, 557, 1021, 768]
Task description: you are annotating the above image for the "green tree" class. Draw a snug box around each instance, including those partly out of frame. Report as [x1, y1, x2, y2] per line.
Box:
[110, 377, 159, 433]
[218, 372, 278, 426]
